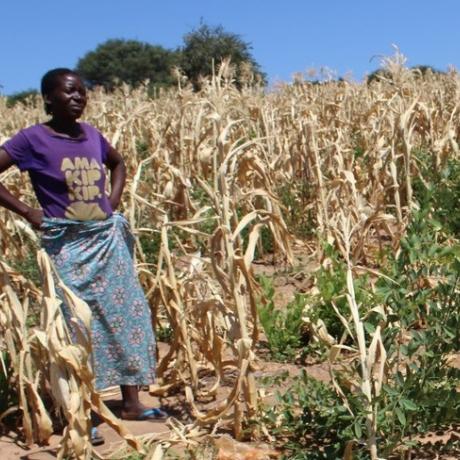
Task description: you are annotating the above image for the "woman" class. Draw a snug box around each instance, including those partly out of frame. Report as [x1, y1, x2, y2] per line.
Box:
[0, 68, 166, 441]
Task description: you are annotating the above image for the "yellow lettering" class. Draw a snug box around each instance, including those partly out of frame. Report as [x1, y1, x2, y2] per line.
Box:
[71, 187, 84, 201]
[87, 169, 101, 185]
[74, 157, 90, 170]
[81, 170, 88, 186]
[65, 202, 107, 220]
[61, 158, 74, 171]
[90, 159, 101, 170]
[65, 170, 82, 186]
[87, 185, 102, 200]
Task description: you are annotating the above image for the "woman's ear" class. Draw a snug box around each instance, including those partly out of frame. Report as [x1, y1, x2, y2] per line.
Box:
[43, 94, 53, 114]
[43, 94, 52, 106]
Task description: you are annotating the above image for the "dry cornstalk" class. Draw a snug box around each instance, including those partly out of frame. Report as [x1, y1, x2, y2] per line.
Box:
[1, 51, 460, 457]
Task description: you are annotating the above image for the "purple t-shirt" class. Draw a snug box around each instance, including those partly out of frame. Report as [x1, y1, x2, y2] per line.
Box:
[2, 122, 113, 220]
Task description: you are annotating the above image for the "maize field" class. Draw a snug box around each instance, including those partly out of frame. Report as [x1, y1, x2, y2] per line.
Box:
[1, 53, 460, 459]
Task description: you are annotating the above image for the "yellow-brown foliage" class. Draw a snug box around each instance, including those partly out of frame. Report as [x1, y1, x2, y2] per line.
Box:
[1, 57, 459, 458]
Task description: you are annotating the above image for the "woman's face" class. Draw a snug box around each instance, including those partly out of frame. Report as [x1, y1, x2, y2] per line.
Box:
[45, 74, 87, 120]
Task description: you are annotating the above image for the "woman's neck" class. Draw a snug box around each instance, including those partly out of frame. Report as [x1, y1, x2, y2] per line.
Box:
[45, 118, 83, 138]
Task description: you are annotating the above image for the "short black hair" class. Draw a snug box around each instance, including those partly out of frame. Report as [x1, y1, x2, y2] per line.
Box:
[40, 68, 82, 114]
[40, 68, 80, 96]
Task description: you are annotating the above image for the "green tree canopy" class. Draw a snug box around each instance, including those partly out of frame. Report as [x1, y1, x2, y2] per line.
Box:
[411, 65, 444, 77]
[6, 89, 39, 108]
[76, 39, 179, 90]
[367, 65, 444, 84]
[180, 24, 266, 88]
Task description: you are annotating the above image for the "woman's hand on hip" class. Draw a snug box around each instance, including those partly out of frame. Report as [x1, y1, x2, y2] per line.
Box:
[24, 207, 44, 230]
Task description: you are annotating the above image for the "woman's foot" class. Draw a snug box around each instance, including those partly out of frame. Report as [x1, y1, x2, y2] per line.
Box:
[120, 384, 168, 420]
[120, 406, 168, 421]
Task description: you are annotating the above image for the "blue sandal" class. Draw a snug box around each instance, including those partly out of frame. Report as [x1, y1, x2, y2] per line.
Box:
[122, 407, 168, 421]
[91, 427, 105, 446]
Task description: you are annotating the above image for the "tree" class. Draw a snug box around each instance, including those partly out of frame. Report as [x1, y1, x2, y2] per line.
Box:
[367, 65, 444, 84]
[180, 23, 266, 89]
[76, 39, 179, 91]
[6, 89, 39, 108]
[410, 65, 444, 78]
[366, 68, 393, 84]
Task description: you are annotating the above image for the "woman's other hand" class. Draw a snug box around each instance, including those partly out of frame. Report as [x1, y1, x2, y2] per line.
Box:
[0, 148, 43, 228]
[105, 146, 126, 211]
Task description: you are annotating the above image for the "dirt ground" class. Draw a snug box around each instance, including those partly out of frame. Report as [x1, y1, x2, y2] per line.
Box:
[0, 358, 330, 459]
[0, 389, 169, 460]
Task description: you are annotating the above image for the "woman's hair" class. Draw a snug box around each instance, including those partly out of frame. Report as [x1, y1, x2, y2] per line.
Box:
[41, 68, 82, 114]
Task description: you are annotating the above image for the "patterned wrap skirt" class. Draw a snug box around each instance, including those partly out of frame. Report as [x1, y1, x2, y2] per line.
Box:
[41, 213, 156, 390]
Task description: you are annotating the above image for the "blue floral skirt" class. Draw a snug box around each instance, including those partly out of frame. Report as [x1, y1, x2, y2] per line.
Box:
[41, 213, 156, 390]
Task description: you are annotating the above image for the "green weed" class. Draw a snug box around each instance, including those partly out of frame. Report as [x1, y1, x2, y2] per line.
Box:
[139, 232, 162, 265]
[257, 275, 308, 361]
[0, 352, 19, 431]
[263, 201, 460, 458]
[277, 180, 316, 239]
[11, 247, 41, 286]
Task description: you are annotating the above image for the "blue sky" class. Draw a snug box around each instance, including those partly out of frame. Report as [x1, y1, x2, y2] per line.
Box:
[1, 0, 458, 95]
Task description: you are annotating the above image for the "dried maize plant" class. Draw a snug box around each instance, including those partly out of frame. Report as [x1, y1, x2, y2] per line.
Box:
[0, 259, 50, 444]
[261, 51, 460, 263]
[2, 51, 460, 455]
[325, 211, 387, 460]
[284, 53, 460, 459]
[0, 250, 142, 459]
[0, 95, 43, 142]
[103, 62, 293, 432]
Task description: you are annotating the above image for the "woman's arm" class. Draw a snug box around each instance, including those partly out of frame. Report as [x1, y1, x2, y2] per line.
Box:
[0, 148, 43, 229]
[105, 146, 126, 211]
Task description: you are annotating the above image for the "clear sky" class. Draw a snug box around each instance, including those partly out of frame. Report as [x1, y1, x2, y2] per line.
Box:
[1, 0, 459, 95]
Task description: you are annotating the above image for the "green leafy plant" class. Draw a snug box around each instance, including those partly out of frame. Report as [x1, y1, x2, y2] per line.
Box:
[156, 324, 173, 343]
[0, 352, 19, 432]
[139, 232, 162, 265]
[264, 198, 460, 458]
[302, 244, 376, 347]
[277, 180, 316, 239]
[413, 153, 460, 238]
[11, 247, 41, 286]
[257, 275, 308, 361]
[263, 370, 366, 459]
[372, 208, 460, 453]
